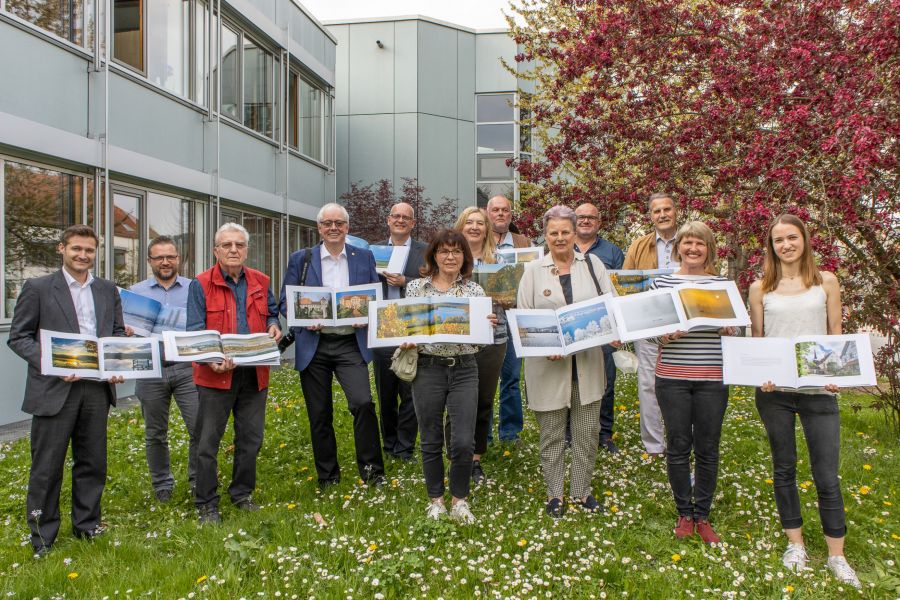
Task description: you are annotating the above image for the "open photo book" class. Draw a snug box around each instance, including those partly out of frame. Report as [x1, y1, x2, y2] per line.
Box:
[284, 283, 382, 327]
[609, 280, 750, 342]
[722, 334, 877, 388]
[367, 296, 494, 348]
[40, 329, 162, 379]
[608, 269, 674, 296]
[162, 330, 281, 365]
[369, 245, 410, 275]
[119, 288, 187, 337]
[508, 294, 618, 358]
[496, 247, 544, 264]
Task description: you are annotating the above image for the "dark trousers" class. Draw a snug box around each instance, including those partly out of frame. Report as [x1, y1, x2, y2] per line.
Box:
[27, 381, 109, 550]
[656, 377, 729, 519]
[195, 368, 267, 509]
[373, 347, 418, 458]
[599, 344, 617, 439]
[135, 362, 199, 492]
[474, 342, 506, 455]
[412, 356, 478, 499]
[299, 334, 385, 484]
[755, 389, 847, 537]
[497, 326, 524, 441]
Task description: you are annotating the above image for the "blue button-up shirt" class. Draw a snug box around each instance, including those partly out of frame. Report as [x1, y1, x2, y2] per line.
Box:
[186, 266, 280, 334]
[576, 236, 625, 270]
[130, 275, 192, 309]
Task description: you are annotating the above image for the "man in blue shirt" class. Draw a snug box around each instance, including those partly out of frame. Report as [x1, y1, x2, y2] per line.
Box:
[129, 235, 198, 502]
[574, 203, 624, 453]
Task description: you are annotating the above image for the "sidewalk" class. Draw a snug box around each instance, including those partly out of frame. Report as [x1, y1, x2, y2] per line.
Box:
[0, 396, 139, 443]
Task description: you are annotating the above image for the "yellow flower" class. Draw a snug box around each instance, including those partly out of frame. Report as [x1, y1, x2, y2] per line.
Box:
[671, 554, 681, 562]
[863, 464, 872, 470]
[884, 501, 893, 506]
[503, 450, 511, 457]
[604, 490, 613, 496]
[287, 503, 296, 510]
[279, 442, 287, 449]
[343, 495, 351, 500]
[306, 476, 313, 481]
[67, 572, 79, 580]
[641, 453, 649, 460]
[765, 478, 774, 485]
[784, 585, 794, 593]
[517, 539, 527, 547]
[368, 543, 378, 552]
[391, 479, 399, 487]
[891, 533, 900, 540]
[275, 407, 281, 413]
[609, 505, 619, 513]
[859, 485, 871, 495]
[196, 575, 207, 584]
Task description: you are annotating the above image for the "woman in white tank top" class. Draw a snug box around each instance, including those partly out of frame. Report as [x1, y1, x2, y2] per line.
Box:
[748, 214, 859, 588]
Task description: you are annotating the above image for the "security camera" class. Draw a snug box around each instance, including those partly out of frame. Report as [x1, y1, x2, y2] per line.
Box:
[376, 40, 384, 49]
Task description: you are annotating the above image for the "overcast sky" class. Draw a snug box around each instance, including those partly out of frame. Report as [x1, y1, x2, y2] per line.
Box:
[300, 0, 517, 30]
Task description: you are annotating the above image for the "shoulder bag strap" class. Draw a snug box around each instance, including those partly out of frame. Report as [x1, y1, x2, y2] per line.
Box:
[584, 255, 603, 296]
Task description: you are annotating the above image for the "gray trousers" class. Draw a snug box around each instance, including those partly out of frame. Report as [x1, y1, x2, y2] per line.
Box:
[635, 339, 665, 453]
[135, 362, 199, 492]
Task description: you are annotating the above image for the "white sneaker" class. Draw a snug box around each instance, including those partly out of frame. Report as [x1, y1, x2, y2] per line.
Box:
[826, 555, 861, 589]
[449, 500, 476, 524]
[781, 543, 808, 573]
[425, 501, 447, 520]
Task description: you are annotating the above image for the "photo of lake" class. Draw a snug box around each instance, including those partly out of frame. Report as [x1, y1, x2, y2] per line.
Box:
[516, 314, 562, 348]
[431, 299, 471, 335]
[121, 290, 162, 335]
[102, 339, 155, 371]
[222, 335, 279, 358]
[51, 337, 99, 369]
[559, 302, 614, 345]
[174, 333, 223, 356]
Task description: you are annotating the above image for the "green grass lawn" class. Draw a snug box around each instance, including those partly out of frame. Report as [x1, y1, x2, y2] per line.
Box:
[0, 369, 897, 599]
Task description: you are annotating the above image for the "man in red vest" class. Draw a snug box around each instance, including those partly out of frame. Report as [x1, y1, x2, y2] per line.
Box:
[186, 223, 282, 524]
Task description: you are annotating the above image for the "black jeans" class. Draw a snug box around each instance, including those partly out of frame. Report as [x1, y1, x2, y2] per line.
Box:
[599, 344, 617, 439]
[412, 355, 478, 499]
[474, 343, 506, 455]
[656, 377, 729, 519]
[755, 389, 846, 537]
[195, 368, 267, 509]
[373, 346, 418, 459]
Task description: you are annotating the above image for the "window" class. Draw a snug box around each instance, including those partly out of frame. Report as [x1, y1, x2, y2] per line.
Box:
[5, 0, 86, 46]
[289, 71, 329, 162]
[112, 190, 142, 288]
[194, 0, 209, 105]
[288, 221, 317, 252]
[113, 0, 143, 71]
[243, 36, 274, 137]
[147, 192, 207, 278]
[220, 209, 283, 291]
[475, 93, 518, 208]
[2, 160, 93, 318]
[146, 0, 190, 96]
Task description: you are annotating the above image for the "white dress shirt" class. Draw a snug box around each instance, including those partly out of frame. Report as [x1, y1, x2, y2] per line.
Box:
[62, 268, 97, 336]
[655, 232, 679, 270]
[320, 245, 353, 335]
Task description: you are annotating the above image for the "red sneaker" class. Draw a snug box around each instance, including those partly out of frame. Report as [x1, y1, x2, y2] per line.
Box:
[674, 516, 695, 539]
[695, 519, 721, 544]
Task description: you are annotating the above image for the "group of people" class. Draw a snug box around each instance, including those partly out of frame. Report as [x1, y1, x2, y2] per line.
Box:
[7, 193, 860, 587]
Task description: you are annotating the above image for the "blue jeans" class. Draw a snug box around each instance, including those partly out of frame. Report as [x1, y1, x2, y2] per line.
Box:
[497, 329, 523, 441]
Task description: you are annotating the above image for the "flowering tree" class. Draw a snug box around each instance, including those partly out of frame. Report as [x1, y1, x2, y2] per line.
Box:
[509, 0, 899, 429]
[340, 178, 458, 243]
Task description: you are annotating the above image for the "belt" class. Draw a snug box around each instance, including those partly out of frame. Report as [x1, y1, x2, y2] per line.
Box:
[418, 354, 476, 368]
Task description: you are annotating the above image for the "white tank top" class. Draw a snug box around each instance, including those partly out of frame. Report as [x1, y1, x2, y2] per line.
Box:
[763, 285, 828, 337]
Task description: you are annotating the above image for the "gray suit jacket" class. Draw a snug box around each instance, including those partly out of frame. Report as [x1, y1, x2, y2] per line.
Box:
[378, 238, 428, 298]
[8, 270, 125, 416]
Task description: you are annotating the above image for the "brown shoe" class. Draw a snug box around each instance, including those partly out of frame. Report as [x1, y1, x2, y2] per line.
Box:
[674, 516, 695, 539]
[695, 518, 721, 544]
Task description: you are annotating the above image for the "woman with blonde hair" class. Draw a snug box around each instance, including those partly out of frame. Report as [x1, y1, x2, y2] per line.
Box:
[748, 214, 859, 587]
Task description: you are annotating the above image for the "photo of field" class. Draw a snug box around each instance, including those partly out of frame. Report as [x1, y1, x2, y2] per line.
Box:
[101, 340, 155, 371]
[174, 333, 223, 357]
[472, 263, 524, 306]
[294, 290, 333, 321]
[50, 337, 99, 369]
[796, 340, 861, 377]
[370, 245, 394, 272]
[516, 314, 562, 348]
[222, 335, 279, 359]
[431, 299, 471, 335]
[336, 290, 376, 319]
[516, 249, 542, 263]
[559, 303, 614, 345]
[376, 302, 422, 339]
[679, 288, 736, 320]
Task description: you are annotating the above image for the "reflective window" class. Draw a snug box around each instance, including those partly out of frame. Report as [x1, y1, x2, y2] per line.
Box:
[324, 94, 334, 167]
[476, 94, 514, 122]
[477, 124, 514, 153]
[476, 182, 514, 210]
[219, 23, 239, 120]
[220, 209, 282, 292]
[298, 77, 322, 160]
[6, 0, 86, 45]
[113, 0, 143, 71]
[147, 192, 206, 278]
[476, 94, 524, 208]
[243, 37, 274, 137]
[146, 0, 189, 95]
[194, 1, 209, 105]
[477, 155, 514, 181]
[112, 191, 142, 288]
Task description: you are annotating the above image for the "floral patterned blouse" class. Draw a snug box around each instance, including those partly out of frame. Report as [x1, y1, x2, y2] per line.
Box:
[404, 275, 486, 356]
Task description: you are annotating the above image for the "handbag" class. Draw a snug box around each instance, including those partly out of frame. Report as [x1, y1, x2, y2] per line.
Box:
[390, 346, 418, 382]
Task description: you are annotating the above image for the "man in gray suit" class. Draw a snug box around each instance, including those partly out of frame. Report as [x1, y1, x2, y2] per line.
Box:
[373, 202, 427, 460]
[8, 225, 125, 556]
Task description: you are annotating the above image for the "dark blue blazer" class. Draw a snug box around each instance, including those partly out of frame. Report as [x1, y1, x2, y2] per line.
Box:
[280, 243, 380, 372]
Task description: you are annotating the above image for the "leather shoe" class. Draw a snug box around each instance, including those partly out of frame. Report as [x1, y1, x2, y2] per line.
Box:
[234, 497, 261, 512]
[318, 478, 341, 489]
[74, 524, 107, 540]
[33, 544, 52, 558]
[198, 505, 222, 524]
[155, 488, 173, 503]
[599, 437, 620, 454]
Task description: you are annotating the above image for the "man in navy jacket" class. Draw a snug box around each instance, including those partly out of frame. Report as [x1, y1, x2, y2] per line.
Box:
[280, 203, 385, 487]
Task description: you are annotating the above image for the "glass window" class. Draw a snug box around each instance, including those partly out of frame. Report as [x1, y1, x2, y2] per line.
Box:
[147, 192, 205, 278]
[478, 155, 514, 181]
[476, 94, 514, 122]
[112, 191, 142, 287]
[477, 124, 514, 153]
[288, 72, 299, 149]
[146, 0, 189, 95]
[243, 37, 274, 137]
[194, 1, 209, 105]
[298, 77, 322, 161]
[6, 0, 85, 45]
[219, 23, 239, 120]
[113, 0, 143, 71]
[325, 94, 334, 166]
[3, 161, 89, 317]
[288, 221, 316, 252]
[476, 182, 514, 209]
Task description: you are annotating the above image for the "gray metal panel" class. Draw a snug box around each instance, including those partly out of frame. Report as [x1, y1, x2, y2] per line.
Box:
[288, 154, 326, 206]
[108, 75, 206, 173]
[456, 31, 476, 122]
[457, 120, 475, 206]
[330, 25, 350, 115]
[218, 123, 277, 195]
[417, 114, 458, 204]
[0, 23, 89, 137]
[393, 21, 417, 115]
[0, 110, 100, 168]
[347, 22, 395, 115]
[335, 115, 349, 197]
[416, 22, 457, 120]
[243, 0, 277, 23]
[393, 113, 417, 183]
[475, 33, 517, 93]
[0, 334, 28, 427]
[347, 114, 393, 188]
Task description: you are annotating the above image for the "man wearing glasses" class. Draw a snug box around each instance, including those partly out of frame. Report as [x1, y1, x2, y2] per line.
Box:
[187, 223, 282, 524]
[129, 236, 199, 502]
[373, 202, 427, 461]
[280, 203, 386, 488]
[574, 203, 625, 454]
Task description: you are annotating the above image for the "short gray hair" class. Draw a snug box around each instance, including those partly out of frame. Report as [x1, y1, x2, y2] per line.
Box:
[542, 205, 577, 231]
[648, 192, 674, 211]
[215, 222, 249, 245]
[317, 202, 350, 225]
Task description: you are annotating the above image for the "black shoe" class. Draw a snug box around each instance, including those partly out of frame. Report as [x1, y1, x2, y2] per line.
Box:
[155, 488, 173, 503]
[318, 478, 341, 489]
[599, 437, 620, 454]
[198, 505, 222, 525]
[545, 498, 566, 519]
[234, 497, 261, 512]
[471, 460, 486, 485]
[33, 544, 52, 558]
[73, 524, 107, 540]
[576, 494, 603, 513]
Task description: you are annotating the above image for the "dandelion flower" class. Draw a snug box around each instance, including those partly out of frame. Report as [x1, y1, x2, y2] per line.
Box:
[517, 539, 527, 547]
[196, 575, 207, 584]
[67, 572, 78, 580]
[287, 503, 296, 510]
[671, 554, 681, 562]
[863, 464, 872, 470]
[368, 543, 378, 552]
[503, 450, 511, 457]
[859, 486, 871, 495]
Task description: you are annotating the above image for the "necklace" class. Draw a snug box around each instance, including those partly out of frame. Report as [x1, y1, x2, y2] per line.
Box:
[550, 258, 574, 276]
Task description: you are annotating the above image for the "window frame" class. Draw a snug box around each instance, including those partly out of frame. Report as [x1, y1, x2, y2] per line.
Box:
[1, 0, 91, 49]
[475, 92, 524, 208]
[287, 64, 332, 166]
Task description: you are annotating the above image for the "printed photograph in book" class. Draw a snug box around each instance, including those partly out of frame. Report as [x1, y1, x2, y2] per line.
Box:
[221, 335, 280, 359]
[335, 288, 378, 320]
[370, 245, 394, 272]
[376, 302, 420, 339]
[795, 339, 862, 378]
[120, 290, 160, 336]
[616, 292, 681, 333]
[608, 269, 674, 296]
[516, 314, 562, 349]
[472, 263, 524, 306]
[100, 339, 156, 372]
[369, 245, 410, 274]
[431, 298, 471, 335]
[678, 287, 737, 320]
[497, 247, 545, 265]
[558, 301, 615, 345]
[294, 290, 333, 321]
[51, 337, 99, 370]
[173, 332, 224, 357]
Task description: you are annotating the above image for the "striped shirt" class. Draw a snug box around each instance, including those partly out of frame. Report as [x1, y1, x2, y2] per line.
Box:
[650, 273, 731, 381]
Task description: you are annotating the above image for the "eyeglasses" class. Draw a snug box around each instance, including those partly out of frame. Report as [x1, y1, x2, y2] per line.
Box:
[148, 255, 179, 262]
[319, 220, 348, 229]
[576, 215, 599, 222]
[436, 248, 464, 257]
[389, 214, 414, 222]
[216, 242, 247, 250]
